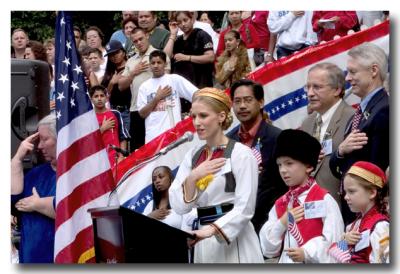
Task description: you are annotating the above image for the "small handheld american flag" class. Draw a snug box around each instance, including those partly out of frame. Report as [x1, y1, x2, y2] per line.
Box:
[288, 211, 304, 246]
[251, 139, 262, 165]
[328, 239, 351, 263]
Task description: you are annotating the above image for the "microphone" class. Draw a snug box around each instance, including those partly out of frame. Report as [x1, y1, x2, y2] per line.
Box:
[159, 132, 194, 155]
[109, 144, 130, 157]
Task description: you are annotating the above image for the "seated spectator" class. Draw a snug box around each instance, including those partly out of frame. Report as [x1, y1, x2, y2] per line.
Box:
[215, 30, 251, 89]
[11, 114, 57, 263]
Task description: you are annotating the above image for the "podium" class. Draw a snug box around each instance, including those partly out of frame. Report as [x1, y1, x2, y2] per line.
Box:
[88, 206, 194, 263]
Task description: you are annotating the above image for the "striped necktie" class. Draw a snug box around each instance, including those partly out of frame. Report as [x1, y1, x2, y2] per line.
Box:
[351, 105, 362, 131]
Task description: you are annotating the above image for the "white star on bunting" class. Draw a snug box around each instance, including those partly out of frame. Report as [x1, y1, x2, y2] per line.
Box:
[62, 57, 71, 67]
[58, 74, 69, 84]
[71, 81, 79, 91]
[73, 65, 82, 74]
[57, 92, 65, 102]
[66, 41, 72, 50]
[56, 110, 62, 120]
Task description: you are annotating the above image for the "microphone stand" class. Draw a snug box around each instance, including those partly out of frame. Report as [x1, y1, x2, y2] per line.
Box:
[107, 150, 163, 206]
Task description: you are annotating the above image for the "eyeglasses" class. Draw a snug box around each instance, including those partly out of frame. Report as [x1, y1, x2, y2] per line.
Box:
[233, 96, 256, 105]
[303, 84, 331, 92]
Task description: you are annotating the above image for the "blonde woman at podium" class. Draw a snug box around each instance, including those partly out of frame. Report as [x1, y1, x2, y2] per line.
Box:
[148, 166, 183, 230]
[169, 88, 263, 263]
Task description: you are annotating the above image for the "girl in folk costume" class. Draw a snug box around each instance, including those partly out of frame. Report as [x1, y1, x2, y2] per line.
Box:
[169, 88, 263, 263]
[259, 129, 343, 263]
[341, 161, 389, 263]
[215, 30, 252, 89]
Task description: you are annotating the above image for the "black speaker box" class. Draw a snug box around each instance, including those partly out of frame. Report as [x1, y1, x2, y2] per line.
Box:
[11, 59, 50, 164]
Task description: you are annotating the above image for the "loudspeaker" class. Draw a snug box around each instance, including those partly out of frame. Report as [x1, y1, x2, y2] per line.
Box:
[11, 59, 50, 162]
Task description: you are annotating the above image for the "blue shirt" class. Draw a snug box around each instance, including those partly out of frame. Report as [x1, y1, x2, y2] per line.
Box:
[11, 163, 56, 263]
[359, 87, 383, 112]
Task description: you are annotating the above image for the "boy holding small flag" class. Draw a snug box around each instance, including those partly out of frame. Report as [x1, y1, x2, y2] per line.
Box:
[259, 129, 343, 263]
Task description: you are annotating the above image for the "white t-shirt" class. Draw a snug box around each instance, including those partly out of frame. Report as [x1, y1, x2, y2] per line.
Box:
[137, 73, 198, 143]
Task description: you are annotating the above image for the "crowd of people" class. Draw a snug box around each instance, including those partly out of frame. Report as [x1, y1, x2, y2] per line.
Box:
[11, 10, 390, 264]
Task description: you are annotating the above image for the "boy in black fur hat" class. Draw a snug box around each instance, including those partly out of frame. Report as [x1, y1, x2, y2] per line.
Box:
[259, 129, 344, 263]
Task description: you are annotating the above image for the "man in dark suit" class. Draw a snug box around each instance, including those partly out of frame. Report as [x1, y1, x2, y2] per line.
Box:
[301, 63, 354, 208]
[227, 79, 287, 233]
[330, 42, 389, 184]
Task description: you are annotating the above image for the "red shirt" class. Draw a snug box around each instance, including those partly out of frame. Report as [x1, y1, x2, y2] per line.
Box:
[238, 115, 263, 147]
[247, 11, 270, 49]
[96, 111, 120, 167]
[312, 11, 359, 42]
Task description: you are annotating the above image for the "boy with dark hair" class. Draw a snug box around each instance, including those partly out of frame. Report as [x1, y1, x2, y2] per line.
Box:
[259, 129, 343, 263]
[137, 50, 198, 143]
[89, 85, 130, 167]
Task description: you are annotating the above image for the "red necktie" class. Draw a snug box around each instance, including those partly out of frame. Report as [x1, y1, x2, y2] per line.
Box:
[351, 105, 362, 131]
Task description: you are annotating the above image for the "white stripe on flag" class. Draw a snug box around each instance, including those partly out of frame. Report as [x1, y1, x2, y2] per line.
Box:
[57, 110, 99, 157]
[54, 192, 109, 256]
[56, 149, 111, 204]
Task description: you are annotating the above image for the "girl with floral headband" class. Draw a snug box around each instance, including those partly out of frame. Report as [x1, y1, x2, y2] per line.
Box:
[169, 87, 263, 263]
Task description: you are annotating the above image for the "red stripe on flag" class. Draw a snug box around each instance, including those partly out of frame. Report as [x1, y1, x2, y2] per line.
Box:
[57, 130, 104, 176]
[248, 20, 389, 85]
[114, 118, 195, 182]
[54, 225, 95, 263]
[55, 170, 113, 228]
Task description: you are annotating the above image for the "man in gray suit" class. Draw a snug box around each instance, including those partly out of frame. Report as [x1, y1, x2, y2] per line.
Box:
[301, 63, 354, 208]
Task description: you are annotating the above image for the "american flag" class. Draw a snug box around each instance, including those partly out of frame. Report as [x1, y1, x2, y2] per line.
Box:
[54, 11, 115, 263]
[251, 139, 262, 165]
[328, 239, 351, 263]
[287, 211, 304, 246]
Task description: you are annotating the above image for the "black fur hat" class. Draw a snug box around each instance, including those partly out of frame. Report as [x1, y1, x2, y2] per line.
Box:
[274, 129, 321, 169]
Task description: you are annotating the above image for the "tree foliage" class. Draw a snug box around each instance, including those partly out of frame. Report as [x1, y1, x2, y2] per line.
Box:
[11, 11, 122, 43]
[11, 11, 57, 42]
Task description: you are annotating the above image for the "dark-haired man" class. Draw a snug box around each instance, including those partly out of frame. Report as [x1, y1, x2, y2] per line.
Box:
[119, 27, 171, 151]
[227, 79, 287, 233]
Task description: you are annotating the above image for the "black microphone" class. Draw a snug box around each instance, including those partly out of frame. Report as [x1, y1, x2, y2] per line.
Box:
[159, 131, 194, 155]
[109, 144, 130, 157]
